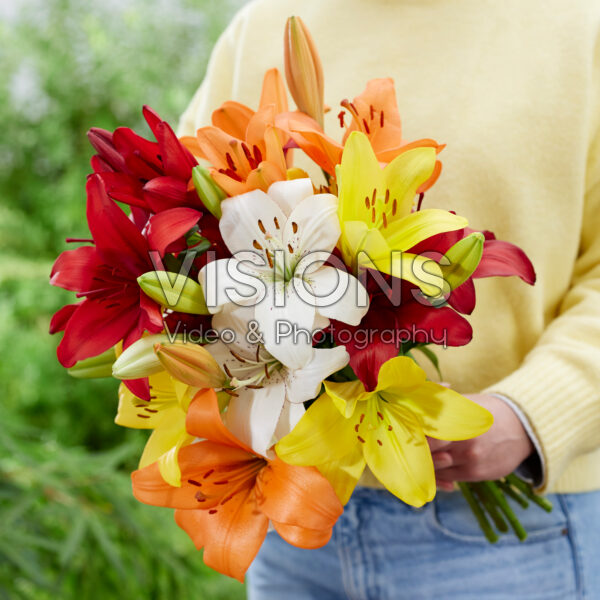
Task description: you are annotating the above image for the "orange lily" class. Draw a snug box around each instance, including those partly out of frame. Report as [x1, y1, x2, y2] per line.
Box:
[278, 78, 443, 192]
[131, 388, 343, 582]
[180, 69, 292, 197]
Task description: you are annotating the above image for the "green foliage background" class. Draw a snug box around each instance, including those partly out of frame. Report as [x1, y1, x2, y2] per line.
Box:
[0, 1, 247, 597]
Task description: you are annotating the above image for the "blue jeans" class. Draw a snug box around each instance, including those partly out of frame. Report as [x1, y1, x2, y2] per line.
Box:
[247, 486, 600, 599]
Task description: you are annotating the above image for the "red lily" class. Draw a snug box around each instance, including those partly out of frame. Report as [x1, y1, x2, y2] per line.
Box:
[50, 175, 178, 368]
[88, 105, 199, 214]
[331, 229, 535, 390]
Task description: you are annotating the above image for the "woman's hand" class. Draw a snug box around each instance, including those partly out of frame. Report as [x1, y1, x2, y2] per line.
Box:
[427, 394, 535, 491]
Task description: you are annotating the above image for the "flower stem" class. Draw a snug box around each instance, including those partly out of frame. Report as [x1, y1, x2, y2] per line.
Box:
[505, 474, 553, 513]
[458, 482, 499, 543]
[472, 482, 509, 533]
[497, 480, 529, 509]
[482, 481, 527, 541]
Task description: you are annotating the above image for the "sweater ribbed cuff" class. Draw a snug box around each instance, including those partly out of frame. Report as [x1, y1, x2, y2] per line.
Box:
[484, 353, 600, 492]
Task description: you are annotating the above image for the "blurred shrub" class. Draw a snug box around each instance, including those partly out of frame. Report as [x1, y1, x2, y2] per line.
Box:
[0, 0, 247, 597]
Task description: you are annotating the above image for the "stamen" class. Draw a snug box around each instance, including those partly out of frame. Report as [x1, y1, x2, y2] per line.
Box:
[385, 189, 390, 204]
[264, 364, 270, 379]
[266, 250, 274, 268]
[392, 198, 397, 216]
[377, 411, 384, 420]
[357, 436, 366, 444]
[354, 424, 360, 432]
[195, 492, 207, 502]
[365, 196, 370, 209]
[377, 439, 383, 446]
[203, 469, 215, 479]
[371, 188, 377, 206]
[362, 118, 371, 135]
[338, 110, 345, 128]
[208, 509, 218, 515]
[292, 221, 298, 234]
[255, 345, 260, 362]
[253, 145, 263, 163]
[360, 414, 365, 423]
[225, 153, 237, 172]
[229, 350, 247, 363]
[287, 244, 294, 253]
[224, 389, 239, 397]
[253, 240, 263, 250]
[144, 408, 158, 413]
[218, 167, 243, 182]
[369, 104, 375, 120]
[257, 219, 266, 234]
[223, 363, 233, 378]
[380, 110, 385, 127]
[388, 425, 393, 431]
[246, 384, 264, 389]
[416, 192, 425, 212]
[382, 212, 388, 228]
[273, 216, 280, 229]
[137, 414, 150, 419]
[371, 206, 376, 223]
[188, 479, 202, 487]
[214, 480, 229, 485]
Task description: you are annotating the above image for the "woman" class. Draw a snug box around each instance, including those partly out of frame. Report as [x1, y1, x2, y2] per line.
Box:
[178, 1, 600, 597]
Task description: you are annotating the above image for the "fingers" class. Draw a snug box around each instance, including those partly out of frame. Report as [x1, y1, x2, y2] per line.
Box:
[427, 437, 452, 453]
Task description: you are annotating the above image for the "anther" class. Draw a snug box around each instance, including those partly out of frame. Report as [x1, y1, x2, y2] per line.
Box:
[137, 414, 150, 419]
[188, 479, 202, 487]
[223, 363, 233, 378]
[338, 110, 345, 128]
[264, 364, 270, 379]
[377, 439, 383, 446]
[253, 145, 263, 163]
[382, 212, 388, 228]
[372, 189, 377, 206]
[208, 509, 218, 514]
[369, 104, 375, 120]
[266, 250, 274, 268]
[273, 217, 280, 229]
[257, 219, 266, 234]
[362, 118, 371, 135]
[253, 240, 263, 250]
[203, 469, 215, 479]
[195, 492, 207, 502]
[416, 193, 424, 212]
[360, 414, 365, 423]
[214, 480, 229, 485]
[371, 206, 376, 223]
[225, 153, 236, 171]
[229, 350, 247, 363]
[380, 110, 385, 127]
[388, 425, 393, 431]
[287, 244, 294, 253]
[357, 436, 366, 444]
[385, 189, 390, 204]
[354, 424, 360, 432]
[144, 408, 158, 413]
[392, 198, 397, 216]
[377, 412, 384, 420]
[292, 221, 298, 234]
[365, 196, 370, 209]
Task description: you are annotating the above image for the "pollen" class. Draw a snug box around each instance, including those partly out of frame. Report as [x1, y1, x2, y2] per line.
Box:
[188, 479, 202, 487]
[338, 110, 345, 128]
[357, 436, 366, 444]
[253, 240, 263, 250]
[273, 216, 280, 229]
[203, 469, 215, 479]
[287, 244, 294, 253]
[392, 198, 397, 216]
[257, 219, 266, 234]
[380, 110, 385, 127]
[365, 196, 370, 209]
[377, 411, 384, 420]
[292, 221, 298, 234]
[362, 118, 371, 135]
[377, 439, 383, 446]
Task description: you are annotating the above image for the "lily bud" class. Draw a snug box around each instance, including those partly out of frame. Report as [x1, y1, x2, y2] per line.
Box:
[442, 232, 485, 292]
[154, 342, 227, 389]
[284, 16, 324, 128]
[138, 271, 209, 314]
[112, 334, 178, 380]
[68, 348, 115, 379]
[192, 164, 226, 219]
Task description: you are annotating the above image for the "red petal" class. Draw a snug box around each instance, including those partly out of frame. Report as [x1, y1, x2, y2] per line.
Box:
[112, 126, 161, 169]
[124, 377, 151, 401]
[50, 246, 101, 292]
[474, 239, 536, 284]
[349, 341, 397, 392]
[56, 298, 139, 367]
[90, 155, 114, 173]
[395, 302, 473, 347]
[143, 176, 190, 213]
[155, 121, 197, 180]
[139, 289, 164, 330]
[86, 175, 150, 274]
[87, 128, 128, 172]
[447, 278, 477, 315]
[145, 207, 201, 256]
[49, 302, 81, 334]
[142, 105, 163, 139]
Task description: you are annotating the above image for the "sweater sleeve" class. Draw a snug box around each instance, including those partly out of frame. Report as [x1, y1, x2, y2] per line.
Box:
[176, 5, 249, 137]
[485, 79, 600, 491]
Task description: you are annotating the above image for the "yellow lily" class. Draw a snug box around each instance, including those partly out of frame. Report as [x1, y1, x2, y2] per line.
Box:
[337, 131, 468, 296]
[116, 370, 194, 487]
[276, 356, 493, 507]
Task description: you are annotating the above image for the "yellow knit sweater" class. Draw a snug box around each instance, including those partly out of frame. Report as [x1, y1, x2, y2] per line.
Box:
[178, 0, 600, 494]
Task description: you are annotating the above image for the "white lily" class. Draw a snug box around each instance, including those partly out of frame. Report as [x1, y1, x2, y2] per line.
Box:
[200, 178, 368, 369]
[208, 307, 349, 457]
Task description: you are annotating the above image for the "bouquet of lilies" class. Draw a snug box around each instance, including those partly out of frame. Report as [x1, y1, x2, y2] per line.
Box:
[50, 17, 548, 581]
